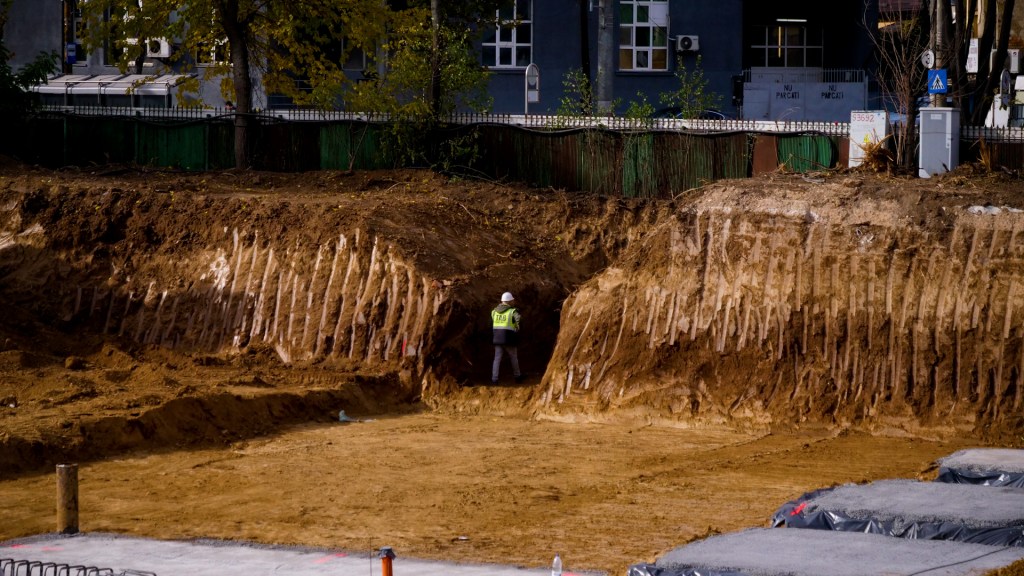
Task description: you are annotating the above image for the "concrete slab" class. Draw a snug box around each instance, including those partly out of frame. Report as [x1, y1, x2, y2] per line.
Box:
[1, 533, 568, 576]
[629, 528, 1024, 576]
[804, 479, 1024, 528]
[774, 479, 1024, 546]
[936, 448, 1024, 486]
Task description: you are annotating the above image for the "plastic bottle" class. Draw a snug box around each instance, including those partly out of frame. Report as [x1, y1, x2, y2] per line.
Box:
[551, 553, 562, 576]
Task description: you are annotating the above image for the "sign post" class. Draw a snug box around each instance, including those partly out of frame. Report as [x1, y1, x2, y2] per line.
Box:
[525, 63, 540, 115]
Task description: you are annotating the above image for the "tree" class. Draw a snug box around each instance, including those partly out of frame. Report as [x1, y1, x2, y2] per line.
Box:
[556, 67, 598, 119]
[659, 55, 721, 119]
[80, 0, 398, 169]
[419, 0, 511, 118]
[80, 0, 510, 169]
[77, 0, 176, 75]
[345, 21, 492, 118]
[950, 0, 1018, 123]
[868, 2, 930, 169]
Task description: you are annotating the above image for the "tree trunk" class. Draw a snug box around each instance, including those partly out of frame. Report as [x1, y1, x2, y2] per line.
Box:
[931, 0, 949, 106]
[596, 0, 613, 113]
[430, 0, 441, 118]
[984, 0, 1016, 97]
[950, 0, 971, 109]
[221, 0, 252, 169]
[970, 0, 999, 123]
[579, 0, 591, 84]
[133, 47, 146, 75]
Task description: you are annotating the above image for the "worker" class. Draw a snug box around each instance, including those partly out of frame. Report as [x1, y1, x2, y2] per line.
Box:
[491, 291, 524, 384]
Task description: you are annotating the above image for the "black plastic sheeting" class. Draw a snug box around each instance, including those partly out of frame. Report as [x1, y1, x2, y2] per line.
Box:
[627, 564, 747, 576]
[937, 467, 1024, 488]
[771, 488, 1024, 547]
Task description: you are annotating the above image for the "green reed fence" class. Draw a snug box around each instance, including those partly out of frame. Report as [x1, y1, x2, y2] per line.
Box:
[1, 110, 850, 198]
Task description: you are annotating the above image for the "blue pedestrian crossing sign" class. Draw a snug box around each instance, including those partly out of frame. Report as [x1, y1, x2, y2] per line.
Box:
[928, 69, 948, 94]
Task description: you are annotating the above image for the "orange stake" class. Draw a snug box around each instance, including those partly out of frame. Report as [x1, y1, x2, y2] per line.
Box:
[379, 546, 396, 576]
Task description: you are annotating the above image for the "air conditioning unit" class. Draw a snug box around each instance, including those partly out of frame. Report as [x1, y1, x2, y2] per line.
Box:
[146, 38, 172, 58]
[676, 35, 700, 52]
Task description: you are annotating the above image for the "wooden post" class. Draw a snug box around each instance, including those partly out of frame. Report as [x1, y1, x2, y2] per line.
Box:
[56, 463, 79, 534]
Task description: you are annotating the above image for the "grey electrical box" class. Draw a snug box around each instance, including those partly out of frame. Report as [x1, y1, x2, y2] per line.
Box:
[918, 107, 959, 178]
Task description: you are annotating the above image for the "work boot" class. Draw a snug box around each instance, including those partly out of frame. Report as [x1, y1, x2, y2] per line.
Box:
[514, 374, 525, 383]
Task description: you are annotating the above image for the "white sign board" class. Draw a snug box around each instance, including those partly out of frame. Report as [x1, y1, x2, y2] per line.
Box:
[848, 110, 890, 168]
[967, 38, 979, 73]
[525, 63, 540, 113]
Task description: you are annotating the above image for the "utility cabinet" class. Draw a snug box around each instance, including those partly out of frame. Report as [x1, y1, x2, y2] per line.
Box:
[918, 107, 959, 178]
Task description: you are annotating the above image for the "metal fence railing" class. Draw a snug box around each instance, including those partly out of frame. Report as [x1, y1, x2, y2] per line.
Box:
[0, 557, 156, 576]
[962, 126, 1024, 142]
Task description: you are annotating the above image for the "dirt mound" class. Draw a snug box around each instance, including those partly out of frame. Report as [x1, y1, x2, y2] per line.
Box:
[1, 162, 1024, 479]
[544, 170, 1024, 441]
[0, 164, 660, 475]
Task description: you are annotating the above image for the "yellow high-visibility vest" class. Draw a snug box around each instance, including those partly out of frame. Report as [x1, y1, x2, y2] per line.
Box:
[492, 308, 519, 331]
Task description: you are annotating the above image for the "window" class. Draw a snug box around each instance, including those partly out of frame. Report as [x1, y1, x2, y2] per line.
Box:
[618, 0, 669, 71]
[72, 7, 89, 66]
[482, 0, 532, 68]
[341, 37, 368, 72]
[196, 39, 229, 66]
[750, 24, 823, 67]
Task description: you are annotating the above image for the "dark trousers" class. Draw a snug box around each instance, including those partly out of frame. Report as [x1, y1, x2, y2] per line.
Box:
[492, 345, 521, 382]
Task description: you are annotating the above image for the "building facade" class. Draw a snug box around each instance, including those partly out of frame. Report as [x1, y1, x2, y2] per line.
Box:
[485, 0, 878, 120]
[4, 0, 880, 121]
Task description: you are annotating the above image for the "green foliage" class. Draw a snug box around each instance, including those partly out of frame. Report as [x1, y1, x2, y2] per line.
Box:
[76, 0, 177, 75]
[556, 68, 596, 117]
[76, 0, 396, 109]
[658, 55, 721, 118]
[624, 92, 655, 128]
[344, 16, 493, 172]
[263, 0, 396, 110]
[345, 20, 492, 117]
[555, 67, 624, 128]
[75, 0, 503, 169]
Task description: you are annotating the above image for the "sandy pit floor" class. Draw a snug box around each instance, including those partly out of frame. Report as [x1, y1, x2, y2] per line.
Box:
[2, 412, 978, 575]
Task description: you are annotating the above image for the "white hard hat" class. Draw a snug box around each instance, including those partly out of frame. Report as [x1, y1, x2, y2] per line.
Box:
[501, 292, 515, 302]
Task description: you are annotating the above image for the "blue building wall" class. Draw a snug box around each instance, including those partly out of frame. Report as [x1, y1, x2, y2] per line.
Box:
[485, 0, 877, 117]
[487, 0, 745, 116]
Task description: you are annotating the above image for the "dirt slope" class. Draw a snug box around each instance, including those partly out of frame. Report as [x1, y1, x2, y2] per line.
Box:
[2, 163, 1024, 478]
[0, 164, 660, 476]
[544, 170, 1024, 442]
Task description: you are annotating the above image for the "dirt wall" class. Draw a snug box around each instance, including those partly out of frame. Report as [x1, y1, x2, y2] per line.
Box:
[3, 166, 1023, 452]
[543, 176, 1024, 440]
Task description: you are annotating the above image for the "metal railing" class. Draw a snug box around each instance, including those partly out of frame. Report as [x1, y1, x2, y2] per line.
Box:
[0, 557, 156, 576]
[37, 105, 851, 135]
[743, 68, 866, 83]
[962, 125, 1024, 142]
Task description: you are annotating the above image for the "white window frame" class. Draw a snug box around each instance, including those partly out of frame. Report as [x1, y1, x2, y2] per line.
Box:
[482, 0, 532, 69]
[619, 0, 669, 72]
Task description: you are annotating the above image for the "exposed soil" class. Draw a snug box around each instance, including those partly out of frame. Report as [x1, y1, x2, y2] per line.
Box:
[2, 159, 1024, 575]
